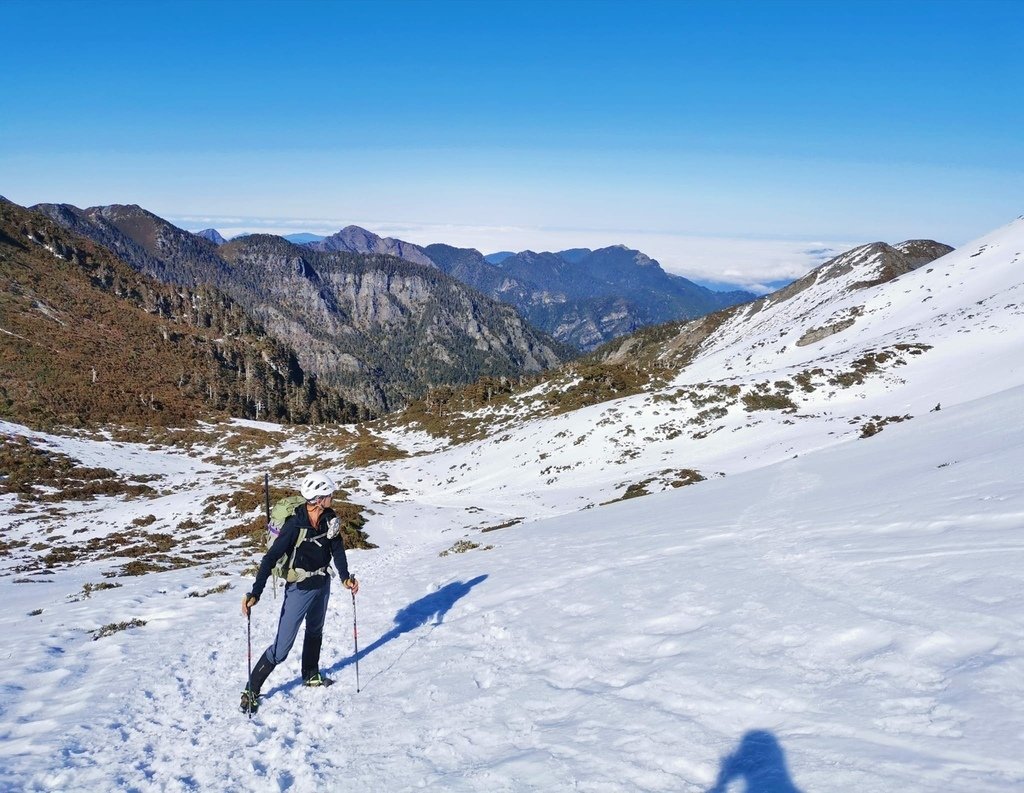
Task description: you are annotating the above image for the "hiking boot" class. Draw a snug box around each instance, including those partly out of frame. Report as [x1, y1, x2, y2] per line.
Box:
[302, 672, 334, 687]
[240, 687, 260, 714]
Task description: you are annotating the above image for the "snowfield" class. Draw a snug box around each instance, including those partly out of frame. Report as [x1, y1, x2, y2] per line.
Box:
[1, 217, 1023, 791]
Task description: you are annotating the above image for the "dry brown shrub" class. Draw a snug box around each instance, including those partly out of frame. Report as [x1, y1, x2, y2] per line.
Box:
[188, 582, 232, 598]
[91, 618, 147, 640]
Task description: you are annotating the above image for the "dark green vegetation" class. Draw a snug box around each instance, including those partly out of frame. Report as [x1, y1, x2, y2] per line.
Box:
[72, 582, 122, 601]
[480, 518, 524, 533]
[397, 362, 674, 442]
[828, 344, 932, 388]
[741, 381, 799, 412]
[0, 201, 361, 429]
[188, 582, 233, 598]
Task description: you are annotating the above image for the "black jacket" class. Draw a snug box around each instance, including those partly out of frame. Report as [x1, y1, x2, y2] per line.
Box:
[251, 505, 351, 598]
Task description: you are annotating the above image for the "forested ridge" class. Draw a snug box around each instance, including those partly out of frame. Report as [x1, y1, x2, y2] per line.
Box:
[0, 201, 364, 428]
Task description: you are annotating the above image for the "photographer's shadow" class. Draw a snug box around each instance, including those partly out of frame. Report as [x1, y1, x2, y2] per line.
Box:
[707, 730, 803, 793]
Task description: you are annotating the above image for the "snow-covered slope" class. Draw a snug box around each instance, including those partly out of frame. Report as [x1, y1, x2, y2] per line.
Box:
[679, 225, 1020, 395]
[1, 217, 1022, 791]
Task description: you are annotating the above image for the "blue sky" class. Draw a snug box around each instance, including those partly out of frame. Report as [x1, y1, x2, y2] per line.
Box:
[1, 0, 1021, 289]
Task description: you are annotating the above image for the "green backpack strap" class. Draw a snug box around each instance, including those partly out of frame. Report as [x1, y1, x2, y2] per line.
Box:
[283, 527, 308, 583]
[268, 496, 308, 594]
[283, 529, 332, 583]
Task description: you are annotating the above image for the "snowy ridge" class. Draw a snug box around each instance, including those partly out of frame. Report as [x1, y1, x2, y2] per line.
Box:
[684, 220, 1023, 388]
[1, 218, 1023, 790]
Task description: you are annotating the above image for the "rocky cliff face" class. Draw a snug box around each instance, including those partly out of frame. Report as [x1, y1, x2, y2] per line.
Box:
[33, 204, 570, 413]
[220, 236, 569, 411]
[302, 225, 755, 351]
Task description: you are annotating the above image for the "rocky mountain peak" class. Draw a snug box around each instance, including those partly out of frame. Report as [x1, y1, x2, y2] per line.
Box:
[92, 202, 146, 217]
[484, 251, 516, 264]
[814, 239, 952, 292]
[427, 240, 755, 350]
[893, 240, 956, 268]
[309, 225, 437, 269]
[26, 198, 571, 415]
[194, 228, 227, 245]
[557, 248, 592, 264]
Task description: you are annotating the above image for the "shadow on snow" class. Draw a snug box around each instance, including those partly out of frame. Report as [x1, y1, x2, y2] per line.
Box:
[707, 730, 803, 793]
[323, 574, 489, 689]
[263, 575, 488, 698]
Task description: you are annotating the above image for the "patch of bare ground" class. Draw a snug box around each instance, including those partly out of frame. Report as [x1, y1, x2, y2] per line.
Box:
[1, 434, 157, 501]
[440, 539, 494, 557]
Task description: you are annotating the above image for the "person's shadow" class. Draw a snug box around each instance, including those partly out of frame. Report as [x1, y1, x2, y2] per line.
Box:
[707, 730, 803, 793]
[264, 575, 488, 698]
[325, 574, 488, 684]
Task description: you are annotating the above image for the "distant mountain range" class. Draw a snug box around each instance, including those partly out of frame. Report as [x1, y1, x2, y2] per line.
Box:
[423, 243, 755, 350]
[194, 223, 756, 350]
[258, 225, 755, 350]
[283, 233, 324, 244]
[28, 202, 569, 415]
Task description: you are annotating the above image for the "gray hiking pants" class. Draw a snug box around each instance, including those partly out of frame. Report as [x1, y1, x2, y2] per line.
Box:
[264, 576, 331, 675]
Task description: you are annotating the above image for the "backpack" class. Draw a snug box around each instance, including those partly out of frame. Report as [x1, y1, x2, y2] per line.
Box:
[266, 494, 337, 593]
[268, 494, 305, 581]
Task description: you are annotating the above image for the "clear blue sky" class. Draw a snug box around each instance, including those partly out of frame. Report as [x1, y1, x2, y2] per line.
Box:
[1, 0, 1020, 286]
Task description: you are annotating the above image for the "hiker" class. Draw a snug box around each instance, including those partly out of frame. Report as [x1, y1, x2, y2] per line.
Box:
[240, 472, 359, 713]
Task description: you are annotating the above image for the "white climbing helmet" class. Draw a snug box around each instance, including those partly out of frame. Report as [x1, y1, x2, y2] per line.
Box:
[300, 472, 336, 501]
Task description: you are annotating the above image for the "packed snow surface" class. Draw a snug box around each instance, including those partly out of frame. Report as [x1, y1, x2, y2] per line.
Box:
[1, 217, 1023, 791]
[2, 389, 1023, 792]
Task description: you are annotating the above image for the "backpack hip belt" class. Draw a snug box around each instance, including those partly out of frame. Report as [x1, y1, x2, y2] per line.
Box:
[286, 565, 329, 584]
[271, 521, 329, 588]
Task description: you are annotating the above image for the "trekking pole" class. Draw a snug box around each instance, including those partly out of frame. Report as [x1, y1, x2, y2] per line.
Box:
[246, 609, 253, 719]
[351, 589, 360, 693]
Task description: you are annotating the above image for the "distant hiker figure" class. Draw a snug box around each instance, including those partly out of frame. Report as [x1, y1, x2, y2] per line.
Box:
[240, 472, 358, 714]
